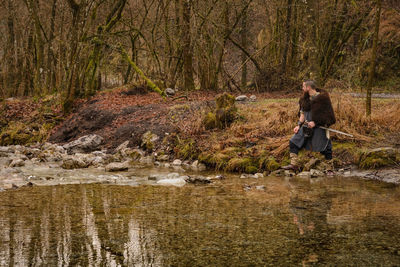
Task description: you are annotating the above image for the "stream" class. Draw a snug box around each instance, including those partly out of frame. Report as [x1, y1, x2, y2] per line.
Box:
[1, 166, 400, 266]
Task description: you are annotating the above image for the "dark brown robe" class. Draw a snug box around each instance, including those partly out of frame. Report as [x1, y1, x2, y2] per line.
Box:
[299, 89, 336, 127]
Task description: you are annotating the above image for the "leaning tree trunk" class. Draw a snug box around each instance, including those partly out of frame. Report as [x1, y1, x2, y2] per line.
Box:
[366, 0, 381, 116]
[120, 47, 166, 98]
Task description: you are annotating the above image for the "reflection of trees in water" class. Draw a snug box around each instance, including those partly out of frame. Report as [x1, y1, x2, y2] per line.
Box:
[0, 214, 10, 266]
[0, 186, 164, 266]
[56, 203, 71, 266]
[82, 187, 103, 266]
[123, 217, 162, 266]
[1, 181, 400, 266]
[11, 220, 32, 266]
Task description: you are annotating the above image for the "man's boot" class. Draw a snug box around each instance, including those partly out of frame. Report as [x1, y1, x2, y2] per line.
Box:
[282, 153, 300, 172]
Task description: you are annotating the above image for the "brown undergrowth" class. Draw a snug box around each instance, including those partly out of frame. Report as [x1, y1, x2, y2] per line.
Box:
[177, 94, 400, 172]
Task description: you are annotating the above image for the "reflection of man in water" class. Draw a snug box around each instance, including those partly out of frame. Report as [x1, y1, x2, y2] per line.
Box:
[289, 182, 333, 266]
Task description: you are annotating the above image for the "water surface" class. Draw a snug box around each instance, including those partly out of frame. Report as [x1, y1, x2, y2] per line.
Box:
[1, 176, 400, 266]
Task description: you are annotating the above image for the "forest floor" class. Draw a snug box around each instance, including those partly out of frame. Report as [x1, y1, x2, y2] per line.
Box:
[1, 86, 400, 174]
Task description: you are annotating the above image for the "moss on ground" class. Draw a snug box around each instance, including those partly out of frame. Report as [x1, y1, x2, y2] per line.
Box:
[226, 157, 258, 173]
[0, 121, 54, 146]
[358, 148, 399, 169]
[202, 93, 238, 130]
[175, 138, 199, 160]
[259, 156, 280, 172]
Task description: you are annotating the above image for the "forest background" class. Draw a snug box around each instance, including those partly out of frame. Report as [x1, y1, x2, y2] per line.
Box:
[1, 0, 399, 111]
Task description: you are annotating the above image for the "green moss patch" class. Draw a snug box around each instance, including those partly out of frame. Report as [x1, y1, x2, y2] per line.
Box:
[0, 121, 53, 146]
[202, 93, 238, 130]
[175, 138, 199, 160]
[226, 157, 258, 173]
[358, 147, 399, 169]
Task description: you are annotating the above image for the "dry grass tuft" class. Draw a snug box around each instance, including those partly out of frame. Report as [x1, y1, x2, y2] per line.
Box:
[184, 95, 400, 163]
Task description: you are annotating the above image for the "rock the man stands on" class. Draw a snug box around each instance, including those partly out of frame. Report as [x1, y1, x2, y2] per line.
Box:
[283, 80, 336, 172]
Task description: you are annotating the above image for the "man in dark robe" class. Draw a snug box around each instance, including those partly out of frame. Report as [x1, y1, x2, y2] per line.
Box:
[282, 80, 336, 172]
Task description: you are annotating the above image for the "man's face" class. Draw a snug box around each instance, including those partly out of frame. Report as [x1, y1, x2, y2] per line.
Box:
[302, 83, 308, 92]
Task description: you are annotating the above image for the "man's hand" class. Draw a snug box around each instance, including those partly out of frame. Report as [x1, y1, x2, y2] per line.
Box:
[308, 121, 316, 128]
[294, 126, 300, 133]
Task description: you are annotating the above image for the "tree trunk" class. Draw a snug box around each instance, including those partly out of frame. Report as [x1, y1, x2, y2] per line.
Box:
[281, 0, 292, 74]
[63, 0, 82, 112]
[241, 1, 248, 88]
[46, 0, 58, 93]
[181, 0, 195, 91]
[366, 0, 381, 116]
[84, 0, 127, 96]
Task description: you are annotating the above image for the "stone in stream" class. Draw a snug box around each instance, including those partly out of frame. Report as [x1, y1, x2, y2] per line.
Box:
[91, 156, 105, 167]
[271, 169, 286, 176]
[61, 157, 89, 169]
[255, 185, 266, 191]
[139, 156, 154, 164]
[0, 146, 14, 153]
[115, 141, 130, 153]
[254, 173, 264, 178]
[164, 163, 171, 168]
[148, 175, 159, 181]
[284, 170, 296, 177]
[172, 159, 182, 166]
[191, 160, 207, 171]
[184, 175, 211, 184]
[297, 171, 312, 178]
[310, 169, 324, 178]
[63, 134, 103, 153]
[210, 174, 225, 180]
[105, 162, 130, 172]
[156, 154, 169, 162]
[197, 163, 206, 171]
[167, 172, 180, 179]
[235, 95, 248, 101]
[0, 157, 13, 167]
[9, 158, 25, 167]
[157, 178, 186, 187]
[92, 151, 107, 157]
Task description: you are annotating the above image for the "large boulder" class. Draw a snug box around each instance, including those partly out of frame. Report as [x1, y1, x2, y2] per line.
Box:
[63, 134, 103, 153]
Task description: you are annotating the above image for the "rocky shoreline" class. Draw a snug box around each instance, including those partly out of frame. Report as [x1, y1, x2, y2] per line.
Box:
[1, 133, 399, 192]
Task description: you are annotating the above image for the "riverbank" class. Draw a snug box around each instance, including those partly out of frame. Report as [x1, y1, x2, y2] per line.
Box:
[0, 87, 399, 189]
